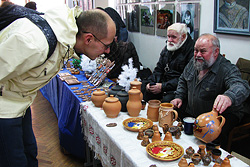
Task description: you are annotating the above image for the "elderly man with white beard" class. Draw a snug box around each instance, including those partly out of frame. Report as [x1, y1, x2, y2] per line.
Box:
[141, 23, 195, 103]
[171, 33, 250, 149]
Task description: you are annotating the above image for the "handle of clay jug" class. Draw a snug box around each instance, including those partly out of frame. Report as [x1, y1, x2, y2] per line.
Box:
[172, 110, 178, 122]
[217, 115, 226, 129]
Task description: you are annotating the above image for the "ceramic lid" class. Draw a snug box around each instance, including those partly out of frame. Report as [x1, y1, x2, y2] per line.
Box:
[111, 85, 124, 91]
[130, 78, 142, 85]
[116, 89, 128, 97]
[93, 88, 105, 95]
[105, 95, 119, 102]
[128, 87, 140, 94]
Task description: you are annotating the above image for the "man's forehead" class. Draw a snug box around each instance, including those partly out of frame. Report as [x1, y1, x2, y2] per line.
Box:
[167, 30, 179, 36]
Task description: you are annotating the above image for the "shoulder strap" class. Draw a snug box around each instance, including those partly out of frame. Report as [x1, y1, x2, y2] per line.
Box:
[0, 5, 57, 63]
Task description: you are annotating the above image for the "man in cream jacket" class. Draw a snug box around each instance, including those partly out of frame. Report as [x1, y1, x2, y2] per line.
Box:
[0, 4, 116, 167]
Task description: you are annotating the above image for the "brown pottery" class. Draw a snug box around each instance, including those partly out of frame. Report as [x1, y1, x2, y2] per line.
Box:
[213, 163, 221, 167]
[126, 87, 142, 117]
[185, 146, 195, 158]
[141, 135, 150, 147]
[191, 153, 201, 165]
[158, 103, 178, 127]
[221, 157, 231, 167]
[194, 109, 225, 143]
[130, 78, 143, 100]
[163, 131, 173, 141]
[152, 130, 161, 142]
[147, 100, 161, 122]
[197, 145, 206, 158]
[202, 153, 212, 166]
[178, 157, 188, 167]
[102, 95, 121, 118]
[91, 88, 107, 107]
[137, 129, 144, 140]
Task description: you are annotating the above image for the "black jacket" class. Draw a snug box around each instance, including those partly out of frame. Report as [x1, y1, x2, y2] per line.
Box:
[144, 33, 194, 93]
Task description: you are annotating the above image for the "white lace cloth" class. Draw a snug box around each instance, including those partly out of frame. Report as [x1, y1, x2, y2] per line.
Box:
[80, 101, 249, 167]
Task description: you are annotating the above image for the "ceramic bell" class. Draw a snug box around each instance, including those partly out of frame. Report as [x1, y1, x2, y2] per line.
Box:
[194, 109, 225, 143]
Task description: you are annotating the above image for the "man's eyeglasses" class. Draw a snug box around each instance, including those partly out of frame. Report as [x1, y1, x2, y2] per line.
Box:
[82, 31, 112, 50]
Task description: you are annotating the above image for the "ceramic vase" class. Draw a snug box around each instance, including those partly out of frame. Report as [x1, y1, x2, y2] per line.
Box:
[152, 130, 161, 142]
[191, 153, 201, 165]
[178, 157, 188, 167]
[194, 109, 225, 143]
[197, 145, 206, 158]
[186, 146, 195, 159]
[162, 123, 169, 134]
[108, 84, 124, 97]
[102, 95, 121, 118]
[115, 89, 128, 112]
[146, 99, 161, 122]
[130, 78, 143, 100]
[126, 87, 142, 117]
[221, 157, 231, 167]
[158, 103, 178, 127]
[91, 88, 107, 107]
[202, 153, 212, 166]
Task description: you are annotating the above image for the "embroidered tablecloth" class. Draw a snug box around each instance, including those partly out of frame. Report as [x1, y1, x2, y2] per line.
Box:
[80, 101, 249, 167]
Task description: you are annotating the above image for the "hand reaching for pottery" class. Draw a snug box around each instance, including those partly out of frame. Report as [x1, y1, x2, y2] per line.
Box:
[147, 83, 162, 94]
[213, 95, 232, 114]
[171, 98, 182, 109]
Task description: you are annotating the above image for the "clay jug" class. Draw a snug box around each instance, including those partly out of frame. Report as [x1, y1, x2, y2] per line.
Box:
[191, 153, 201, 165]
[126, 87, 142, 117]
[147, 99, 161, 122]
[91, 88, 107, 107]
[102, 95, 121, 118]
[202, 153, 212, 166]
[115, 89, 129, 112]
[221, 157, 231, 167]
[178, 157, 188, 167]
[130, 78, 143, 100]
[194, 109, 225, 143]
[152, 130, 161, 142]
[197, 145, 206, 158]
[158, 103, 178, 127]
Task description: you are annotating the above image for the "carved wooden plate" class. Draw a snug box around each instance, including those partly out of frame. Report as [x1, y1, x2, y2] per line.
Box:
[122, 117, 153, 132]
[146, 141, 184, 161]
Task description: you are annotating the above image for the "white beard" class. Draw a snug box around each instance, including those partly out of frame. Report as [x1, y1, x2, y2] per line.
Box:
[167, 39, 182, 51]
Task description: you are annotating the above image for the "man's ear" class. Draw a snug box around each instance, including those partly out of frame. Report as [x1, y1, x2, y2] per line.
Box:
[181, 33, 186, 41]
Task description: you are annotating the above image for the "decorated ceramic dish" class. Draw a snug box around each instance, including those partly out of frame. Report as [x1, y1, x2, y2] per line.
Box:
[146, 141, 184, 161]
[122, 117, 153, 132]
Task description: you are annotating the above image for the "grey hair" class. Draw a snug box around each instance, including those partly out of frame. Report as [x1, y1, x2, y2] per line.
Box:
[167, 23, 188, 35]
[199, 33, 220, 52]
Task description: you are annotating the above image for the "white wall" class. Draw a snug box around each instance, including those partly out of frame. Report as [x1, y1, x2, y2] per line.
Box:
[127, 0, 250, 70]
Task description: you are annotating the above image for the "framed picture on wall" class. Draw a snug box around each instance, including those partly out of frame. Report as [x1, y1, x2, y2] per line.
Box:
[141, 4, 155, 35]
[177, 2, 200, 40]
[127, 4, 140, 32]
[156, 3, 175, 37]
[214, 0, 250, 36]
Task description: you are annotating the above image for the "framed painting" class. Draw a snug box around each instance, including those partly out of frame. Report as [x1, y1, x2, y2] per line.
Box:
[214, 0, 250, 36]
[156, 3, 175, 37]
[127, 4, 140, 32]
[177, 2, 200, 40]
[141, 3, 155, 35]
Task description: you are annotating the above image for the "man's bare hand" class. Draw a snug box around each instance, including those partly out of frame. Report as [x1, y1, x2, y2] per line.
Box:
[171, 98, 182, 108]
[213, 95, 232, 114]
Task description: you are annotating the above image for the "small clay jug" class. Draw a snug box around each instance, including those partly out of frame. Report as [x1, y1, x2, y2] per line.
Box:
[141, 135, 150, 147]
[163, 131, 173, 141]
[102, 95, 121, 118]
[178, 157, 188, 167]
[147, 99, 161, 122]
[152, 130, 161, 142]
[108, 84, 124, 97]
[91, 88, 107, 107]
[126, 87, 142, 117]
[221, 157, 231, 167]
[137, 129, 144, 140]
[213, 163, 221, 167]
[162, 123, 169, 134]
[115, 89, 128, 112]
[194, 109, 225, 143]
[175, 128, 181, 139]
[212, 149, 222, 162]
[202, 153, 212, 166]
[144, 129, 154, 138]
[158, 103, 178, 127]
[191, 153, 201, 165]
[130, 78, 143, 100]
[197, 145, 206, 158]
[185, 146, 195, 158]
[169, 126, 178, 136]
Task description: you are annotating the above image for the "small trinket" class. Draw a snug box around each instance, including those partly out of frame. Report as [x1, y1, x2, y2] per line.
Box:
[70, 87, 79, 90]
[106, 123, 117, 127]
[137, 129, 144, 140]
[141, 135, 150, 147]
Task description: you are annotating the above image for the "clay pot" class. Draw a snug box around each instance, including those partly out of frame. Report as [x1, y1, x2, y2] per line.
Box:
[108, 84, 124, 97]
[130, 78, 143, 100]
[102, 95, 121, 118]
[115, 89, 128, 112]
[188, 162, 195, 167]
[221, 157, 231, 167]
[152, 130, 161, 142]
[158, 103, 178, 127]
[146, 99, 161, 122]
[163, 131, 173, 141]
[126, 87, 142, 117]
[213, 163, 221, 167]
[194, 109, 225, 143]
[202, 153, 212, 166]
[144, 129, 154, 138]
[91, 88, 107, 107]
[212, 149, 222, 162]
[185, 146, 195, 159]
[169, 126, 178, 136]
[178, 157, 188, 167]
[162, 123, 169, 134]
[191, 153, 201, 165]
[141, 135, 150, 147]
[197, 145, 206, 158]
[137, 129, 144, 140]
